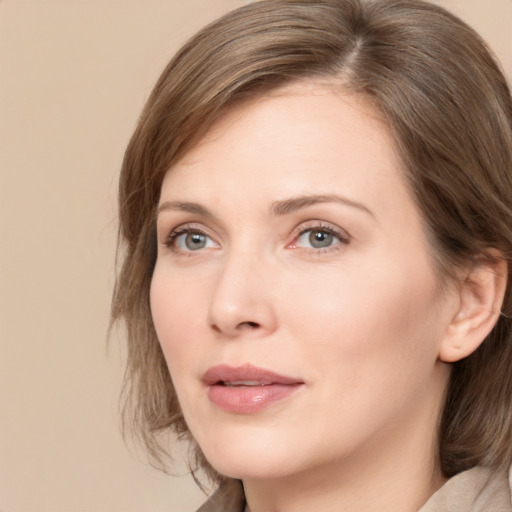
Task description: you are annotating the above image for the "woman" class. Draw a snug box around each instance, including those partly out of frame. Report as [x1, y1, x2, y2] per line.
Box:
[111, 0, 512, 510]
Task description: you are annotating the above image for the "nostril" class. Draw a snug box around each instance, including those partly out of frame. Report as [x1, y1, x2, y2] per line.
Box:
[237, 321, 259, 329]
[209, 320, 262, 335]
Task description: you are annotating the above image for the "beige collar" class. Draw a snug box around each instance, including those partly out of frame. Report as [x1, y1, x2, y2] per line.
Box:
[419, 465, 512, 512]
[197, 466, 512, 512]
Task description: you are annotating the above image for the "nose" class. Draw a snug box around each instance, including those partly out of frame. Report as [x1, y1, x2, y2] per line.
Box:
[207, 249, 278, 338]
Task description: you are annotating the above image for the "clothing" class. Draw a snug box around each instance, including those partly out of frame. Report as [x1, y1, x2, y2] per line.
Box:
[419, 466, 512, 512]
[196, 465, 512, 512]
[196, 479, 245, 512]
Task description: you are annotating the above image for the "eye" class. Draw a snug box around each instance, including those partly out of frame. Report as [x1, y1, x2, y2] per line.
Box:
[166, 227, 218, 252]
[299, 229, 335, 249]
[291, 224, 350, 251]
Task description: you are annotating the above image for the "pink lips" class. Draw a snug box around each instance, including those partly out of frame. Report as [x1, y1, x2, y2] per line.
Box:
[203, 364, 304, 414]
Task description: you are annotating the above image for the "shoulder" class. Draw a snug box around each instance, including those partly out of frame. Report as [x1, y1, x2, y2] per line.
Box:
[419, 465, 512, 512]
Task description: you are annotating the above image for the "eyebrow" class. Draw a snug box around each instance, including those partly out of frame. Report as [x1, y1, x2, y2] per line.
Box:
[271, 194, 374, 218]
[156, 201, 213, 218]
[156, 194, 374, 219]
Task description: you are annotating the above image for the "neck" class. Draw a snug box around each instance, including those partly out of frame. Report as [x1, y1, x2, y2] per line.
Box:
[244, 438, 445, 512]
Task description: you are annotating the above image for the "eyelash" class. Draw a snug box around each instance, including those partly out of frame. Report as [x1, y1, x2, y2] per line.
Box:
[164, 225, 211, 250]
[162, 222, 351, 254]
[290, 222, 350, 253]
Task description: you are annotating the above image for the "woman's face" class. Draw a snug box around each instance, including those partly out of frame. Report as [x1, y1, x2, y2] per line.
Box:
[151, 84, 454, 483]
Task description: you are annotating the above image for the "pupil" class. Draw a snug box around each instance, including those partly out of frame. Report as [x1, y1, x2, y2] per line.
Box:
[186, 232, 206, 250]
[309, 230, 333, 248]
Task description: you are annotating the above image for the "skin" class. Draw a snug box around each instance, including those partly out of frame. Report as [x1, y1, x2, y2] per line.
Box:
[150, 83, 467, 512]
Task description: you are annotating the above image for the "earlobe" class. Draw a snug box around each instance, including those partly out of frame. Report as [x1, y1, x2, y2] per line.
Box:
[439, 253, 507, 363]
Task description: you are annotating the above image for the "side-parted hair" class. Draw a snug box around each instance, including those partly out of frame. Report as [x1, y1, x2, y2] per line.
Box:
[111, 0, 512, 482]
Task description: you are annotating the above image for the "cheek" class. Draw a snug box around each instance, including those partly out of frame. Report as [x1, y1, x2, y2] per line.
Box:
[284, 260, 446, 431]
[282, 254, 444, 373]
[149, 267, 209, 370]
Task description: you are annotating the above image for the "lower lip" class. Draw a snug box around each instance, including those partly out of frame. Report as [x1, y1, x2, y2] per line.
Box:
[207, 383, 303, 413]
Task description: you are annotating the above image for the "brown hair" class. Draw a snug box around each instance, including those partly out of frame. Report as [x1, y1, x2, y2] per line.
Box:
[111, 0, 512, 482]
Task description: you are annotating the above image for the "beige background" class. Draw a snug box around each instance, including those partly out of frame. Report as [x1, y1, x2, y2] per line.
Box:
[0, 1, 510, 511]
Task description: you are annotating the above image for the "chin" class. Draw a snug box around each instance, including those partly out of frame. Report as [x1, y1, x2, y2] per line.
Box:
[208, 455, 292, 481]
[192, 423, 297, 480]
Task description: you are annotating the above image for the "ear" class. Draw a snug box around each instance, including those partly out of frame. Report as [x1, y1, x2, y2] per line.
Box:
[439, 252, 508, 363]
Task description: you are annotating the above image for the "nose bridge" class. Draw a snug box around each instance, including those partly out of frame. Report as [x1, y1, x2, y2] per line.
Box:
[208, 240, 277, 337]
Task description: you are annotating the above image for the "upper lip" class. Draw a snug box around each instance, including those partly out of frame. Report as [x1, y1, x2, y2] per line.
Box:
[203, 364, 303, 386]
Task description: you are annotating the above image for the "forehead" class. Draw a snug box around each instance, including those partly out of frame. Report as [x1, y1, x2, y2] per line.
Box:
[159, 82, 409, 215]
